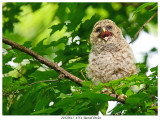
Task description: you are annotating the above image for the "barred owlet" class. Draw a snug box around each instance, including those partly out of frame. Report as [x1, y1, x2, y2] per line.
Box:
[86, 19, 137, 84]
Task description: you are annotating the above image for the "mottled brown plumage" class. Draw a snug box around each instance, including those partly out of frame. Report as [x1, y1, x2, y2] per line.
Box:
[86, 19, 137, 84]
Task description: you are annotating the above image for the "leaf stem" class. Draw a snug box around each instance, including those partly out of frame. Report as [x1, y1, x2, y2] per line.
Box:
[27, 79, 59, 86]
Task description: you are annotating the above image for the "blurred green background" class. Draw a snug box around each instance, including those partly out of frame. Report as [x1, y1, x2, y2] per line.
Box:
[3, 2, 157, 44]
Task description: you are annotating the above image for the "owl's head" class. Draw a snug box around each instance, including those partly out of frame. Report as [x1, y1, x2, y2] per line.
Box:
[90, 19, 123, 45]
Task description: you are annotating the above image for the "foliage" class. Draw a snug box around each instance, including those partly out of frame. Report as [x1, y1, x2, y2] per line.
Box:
[2, 2, 158, 115]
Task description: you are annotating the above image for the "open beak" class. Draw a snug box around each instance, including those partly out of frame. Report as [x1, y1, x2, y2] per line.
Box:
[99, 28, 112, 41]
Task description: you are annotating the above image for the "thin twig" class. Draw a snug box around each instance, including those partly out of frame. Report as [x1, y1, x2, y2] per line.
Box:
[80, 69, 88, 81]
[102, 88, 126, 104]
[130, 11, 157, 44]
[27, 79, 59, 86]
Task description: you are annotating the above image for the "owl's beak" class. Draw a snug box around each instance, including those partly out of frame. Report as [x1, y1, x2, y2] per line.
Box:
[99, 28, 112, 41]
[102, 28, 106, 33]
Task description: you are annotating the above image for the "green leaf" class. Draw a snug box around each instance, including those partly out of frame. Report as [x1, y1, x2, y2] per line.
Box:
[130, 85, 141, 94]
[32, 39, 49, 55]
[126, 92, 147, 106]
[77, 15, 100, 39]
[29, 70, 59, 82]
[54, 97, 77, 108]
[57, 93, 72, 99]
[145, 109, 156, 115]
[110, 103, 124, 115]
[23, 41, 32, 48]
[67, 63, 88, 69]
[149, 3, 158, 11]
[3, 53, 13, 65]
[13, 52, 32, 63]
[3, 65, 13, 74]
[76, 91, 115, 104]
[66, 3, 86, 32]
[99, 102, 108, 115]
[49, 23, 64, 36]
[35, 96, 49, 111]
[126, 97, 141, 106]
[147, 86, 157, 95]
[3, 97, 8, 115]
[150, 66, 157, 72]
[133, 2, 156, 15]
[126, 89, 134, 96]
[3, 76, 13, 89]
[30, 3, 42, 12]
[69, 100, 91, 115]
[122, 87, 129, 94]
[31, 108, 58, 115]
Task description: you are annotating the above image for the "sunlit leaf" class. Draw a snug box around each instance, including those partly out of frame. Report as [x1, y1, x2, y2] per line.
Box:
[133, 2, 156, 15]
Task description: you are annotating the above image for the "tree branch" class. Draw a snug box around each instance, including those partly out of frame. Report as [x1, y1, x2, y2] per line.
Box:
[130, 11, 157, 44]
[102, 88, 126, 104]
[3, 37, 127, 103]
[2, 37, 83, 86]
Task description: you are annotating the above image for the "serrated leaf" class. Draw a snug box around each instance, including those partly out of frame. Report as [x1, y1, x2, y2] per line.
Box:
[32, 39, 49, 55]
[77, 15, 100, 39]
[50, 23, 64, 36]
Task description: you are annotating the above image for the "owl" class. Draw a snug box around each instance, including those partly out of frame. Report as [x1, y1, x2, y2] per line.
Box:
[86, 19, 137, 84]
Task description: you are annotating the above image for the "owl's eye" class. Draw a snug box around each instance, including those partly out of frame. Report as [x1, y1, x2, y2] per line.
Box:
[95, 27, 101, 32]
[106, 26, 112, 29]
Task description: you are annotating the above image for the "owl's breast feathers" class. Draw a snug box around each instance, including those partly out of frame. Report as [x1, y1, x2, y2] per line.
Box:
[86, 43, 137, 84]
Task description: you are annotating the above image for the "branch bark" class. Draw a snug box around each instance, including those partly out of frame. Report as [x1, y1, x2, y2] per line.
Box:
[2, 37, 83, 86]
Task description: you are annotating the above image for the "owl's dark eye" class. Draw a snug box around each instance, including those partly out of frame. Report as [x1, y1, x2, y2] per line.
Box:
[106, 26, 112, 29]
[95, 27, 101, 32]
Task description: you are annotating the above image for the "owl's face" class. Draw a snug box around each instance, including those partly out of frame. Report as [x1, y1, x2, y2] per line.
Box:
[90, 19, 122, 45]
